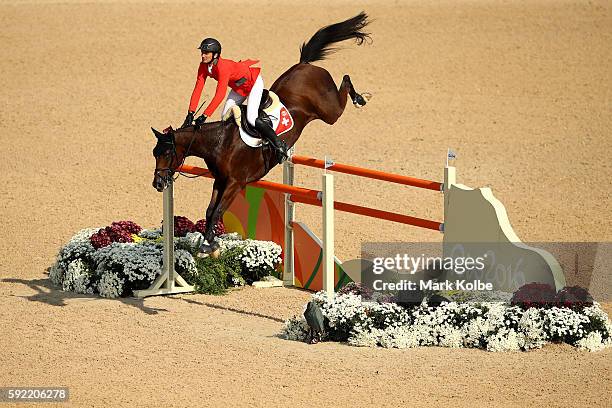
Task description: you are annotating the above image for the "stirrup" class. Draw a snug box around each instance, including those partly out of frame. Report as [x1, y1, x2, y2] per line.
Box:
[275, 140, 289, 162]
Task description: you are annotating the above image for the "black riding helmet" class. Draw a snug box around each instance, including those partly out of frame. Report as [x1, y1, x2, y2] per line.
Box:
[198, 38, 222, 55]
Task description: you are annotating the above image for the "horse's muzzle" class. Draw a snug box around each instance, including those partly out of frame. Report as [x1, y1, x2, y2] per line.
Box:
[153, 170, 171, 192]
[153, 178, 166, 192]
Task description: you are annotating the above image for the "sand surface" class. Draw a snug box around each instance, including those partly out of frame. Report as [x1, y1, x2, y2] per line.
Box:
[1, 1, 611, 407]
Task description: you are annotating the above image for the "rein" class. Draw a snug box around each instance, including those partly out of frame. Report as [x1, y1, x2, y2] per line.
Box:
[154, 98, 210, 182]
[175, 128, 202, 179]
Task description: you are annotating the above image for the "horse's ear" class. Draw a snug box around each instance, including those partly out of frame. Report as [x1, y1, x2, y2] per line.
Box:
[151, 127, 164, 139]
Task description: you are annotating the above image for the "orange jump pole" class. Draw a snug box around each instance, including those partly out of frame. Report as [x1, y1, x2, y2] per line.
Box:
[290, 194, 443, 231]
[291, 155, 443, 191]
[177, 164, 321, 201]
[177, 164, 441, 230]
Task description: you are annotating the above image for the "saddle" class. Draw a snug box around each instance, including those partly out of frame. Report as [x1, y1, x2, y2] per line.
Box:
[223, 89, 276, 137]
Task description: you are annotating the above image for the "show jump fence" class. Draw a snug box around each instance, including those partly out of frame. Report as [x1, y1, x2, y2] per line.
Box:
[133, 149, 565, 298]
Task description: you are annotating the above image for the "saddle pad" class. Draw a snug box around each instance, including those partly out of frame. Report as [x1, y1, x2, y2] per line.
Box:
[224, 91, 294, 148]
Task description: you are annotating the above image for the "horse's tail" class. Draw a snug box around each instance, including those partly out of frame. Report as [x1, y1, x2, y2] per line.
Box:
[299, 12, 371, 64]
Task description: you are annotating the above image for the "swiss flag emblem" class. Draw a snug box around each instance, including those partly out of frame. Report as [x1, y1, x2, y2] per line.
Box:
[275, 107, 293, 135]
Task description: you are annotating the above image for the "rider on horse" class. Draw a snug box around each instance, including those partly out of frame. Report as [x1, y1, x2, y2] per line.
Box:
[181, 38, 288, 162]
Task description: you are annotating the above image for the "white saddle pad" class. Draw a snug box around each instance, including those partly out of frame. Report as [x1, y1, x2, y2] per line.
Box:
[223, 91, 294, 148]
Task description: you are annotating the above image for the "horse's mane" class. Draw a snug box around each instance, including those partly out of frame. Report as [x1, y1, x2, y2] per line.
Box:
[175, 120, 230, 138]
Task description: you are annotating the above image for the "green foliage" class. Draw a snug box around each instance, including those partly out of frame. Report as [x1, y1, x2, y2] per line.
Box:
[189, 247, 245, 295]
[221, 247, 247, 287]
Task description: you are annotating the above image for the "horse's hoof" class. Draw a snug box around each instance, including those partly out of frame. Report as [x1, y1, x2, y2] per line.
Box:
[308, 334, 320, 344]
[210, 240, 220, 251]
[353, 92, 371, 108]
[197, 241, 216, 258]
[196, 251, 210, 259]
[198, 249, 220, 259]
[197, 239, 221, 258]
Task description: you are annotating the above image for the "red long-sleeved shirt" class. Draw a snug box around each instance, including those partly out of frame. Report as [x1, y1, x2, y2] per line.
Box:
[189, 57, 261, 117]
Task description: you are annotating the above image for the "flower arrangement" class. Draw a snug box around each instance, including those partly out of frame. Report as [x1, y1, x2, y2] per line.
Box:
[50, 217, 282, 298]
[555, 286, 594, 309]
[281, 284, 612, 352]
[511, 282, 595, 310]
[239, 239, 283, 282]
[173, 216, 196, 237]
[195, 218, 226, 236]
[89, 220, 143, 249]
[510, 283, 558, 309]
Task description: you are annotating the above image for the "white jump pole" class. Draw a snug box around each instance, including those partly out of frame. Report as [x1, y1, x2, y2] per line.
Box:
[133, 178, 194, 298]
[283, 147, 296, 287]
[443, 149, 457, 231]
[322, 170, 335, 295]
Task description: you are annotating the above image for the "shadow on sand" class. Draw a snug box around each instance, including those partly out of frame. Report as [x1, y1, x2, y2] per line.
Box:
[1, 276, 169, 315]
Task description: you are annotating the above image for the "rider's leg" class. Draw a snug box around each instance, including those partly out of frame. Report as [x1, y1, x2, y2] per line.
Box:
[248, 75, 288, 162]
[222, 90, 246, 120]
[246, 76, 264, 127]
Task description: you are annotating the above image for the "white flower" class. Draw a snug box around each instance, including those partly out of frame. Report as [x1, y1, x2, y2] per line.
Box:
[97, 272, 124, 298]
[544, 307, 590, 340]
[174, 249, 197, 276]
[138, 228, 162, 240]
[92, 242, 162, 283]
[217, 233, 247, 253]
[49, 261, 65, 286]
[281, 292, 612, 352]
[62, 259, 94, 294]
[438, 325, 464, 348]
[463, 317, 490, 348]
[177, 232, 204, 252]
[575, 332, 606, 352]
[56, 228, 98, 270]
[238, 239, 282, 275]
[349, 327, 384, 348]
[519, 308, 547, 350]
[486, 327, 525, 352]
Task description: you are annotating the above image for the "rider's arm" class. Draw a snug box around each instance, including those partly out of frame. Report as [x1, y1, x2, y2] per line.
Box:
[188, 63, 207, 112]
[203, 68, 230, 117]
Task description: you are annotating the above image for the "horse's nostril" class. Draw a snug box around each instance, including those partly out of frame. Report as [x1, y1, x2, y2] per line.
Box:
[153, 179, 162, 190]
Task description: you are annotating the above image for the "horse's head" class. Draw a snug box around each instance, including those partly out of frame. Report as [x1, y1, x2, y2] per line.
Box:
[151, 127, 181, 192]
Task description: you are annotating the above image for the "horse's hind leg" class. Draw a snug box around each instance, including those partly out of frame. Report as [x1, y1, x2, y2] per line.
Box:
[319, 74, 369, 125]
[343, 74, 369, 107]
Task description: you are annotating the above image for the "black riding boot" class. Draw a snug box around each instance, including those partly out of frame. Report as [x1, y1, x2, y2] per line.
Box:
[254, 117, 288, 162]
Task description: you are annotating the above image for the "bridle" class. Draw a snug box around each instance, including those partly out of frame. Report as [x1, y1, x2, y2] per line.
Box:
[153, 138, 178, 185]
[153, 127, 208, 186]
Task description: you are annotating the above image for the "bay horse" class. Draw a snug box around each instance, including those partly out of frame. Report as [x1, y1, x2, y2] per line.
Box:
[152, 12, 372, 255]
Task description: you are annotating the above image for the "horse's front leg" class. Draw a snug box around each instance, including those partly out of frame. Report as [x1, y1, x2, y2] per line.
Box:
[199, 180, 242, 255]
[198, 179, 225, 256]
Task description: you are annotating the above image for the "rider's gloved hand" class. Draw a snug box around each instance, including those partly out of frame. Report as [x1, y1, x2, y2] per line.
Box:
[181, 111, 194, 128]
[194, 114, 207, 126]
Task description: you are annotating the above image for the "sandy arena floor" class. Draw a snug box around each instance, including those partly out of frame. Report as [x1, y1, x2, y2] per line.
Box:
[1, 1, 611, 407]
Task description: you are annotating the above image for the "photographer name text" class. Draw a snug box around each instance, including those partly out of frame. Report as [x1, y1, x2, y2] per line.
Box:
[373, 279, 493, 291]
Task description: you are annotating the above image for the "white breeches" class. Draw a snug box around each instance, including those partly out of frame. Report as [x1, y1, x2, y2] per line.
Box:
[221, 75, 264, 127]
